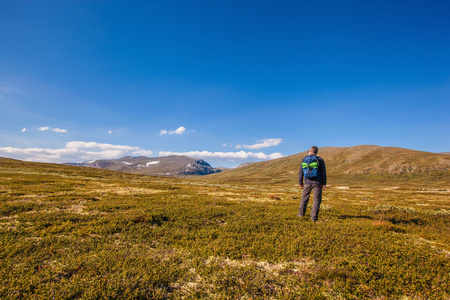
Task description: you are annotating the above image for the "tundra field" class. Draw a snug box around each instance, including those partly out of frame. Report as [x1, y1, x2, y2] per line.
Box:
[0, 158, 449, 299]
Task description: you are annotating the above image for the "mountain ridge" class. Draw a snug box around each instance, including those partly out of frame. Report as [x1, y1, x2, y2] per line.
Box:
[65, 155, 224, 176]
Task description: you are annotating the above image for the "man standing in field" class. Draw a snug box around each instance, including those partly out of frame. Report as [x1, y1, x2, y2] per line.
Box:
[297, 146, 327, 221]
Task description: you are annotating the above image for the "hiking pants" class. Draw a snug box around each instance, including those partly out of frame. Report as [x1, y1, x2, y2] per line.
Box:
[298, 184, 322, 221]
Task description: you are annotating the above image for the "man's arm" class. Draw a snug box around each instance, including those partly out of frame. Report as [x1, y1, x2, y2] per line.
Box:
[320, 158, 327, 187]
[298, 166, 304, 188]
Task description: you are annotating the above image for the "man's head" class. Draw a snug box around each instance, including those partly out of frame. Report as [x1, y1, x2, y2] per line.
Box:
[309, 146, 318, 155]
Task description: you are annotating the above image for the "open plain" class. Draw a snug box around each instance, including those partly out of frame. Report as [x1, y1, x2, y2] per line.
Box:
[1, 156, 449, 299]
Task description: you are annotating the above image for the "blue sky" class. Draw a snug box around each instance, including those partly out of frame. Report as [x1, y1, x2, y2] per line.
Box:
[1, 0, 449, 167]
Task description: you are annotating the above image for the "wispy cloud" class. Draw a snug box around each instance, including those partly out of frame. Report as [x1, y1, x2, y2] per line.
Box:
[0, 82, 23, 101]
[160, 126, 186, 135]
[0, 141, 153, 163]
[65, 141, 137, 150]
[132, 149, 154, 156]
[52, 128, 68, 133]
[26, 126, 69, 133]
[236, 138, 282, 150]
[159, 150, 283, 161]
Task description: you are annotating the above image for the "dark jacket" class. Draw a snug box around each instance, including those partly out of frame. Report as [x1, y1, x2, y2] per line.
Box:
[299, 155, 327, 186]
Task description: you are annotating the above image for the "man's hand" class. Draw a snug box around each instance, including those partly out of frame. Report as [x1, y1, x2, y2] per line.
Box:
[300, 184, 304, 189]
[322, 185, 326, 190]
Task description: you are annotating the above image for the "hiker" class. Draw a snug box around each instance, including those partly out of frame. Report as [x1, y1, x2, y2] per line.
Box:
[297, 146, 327, 221]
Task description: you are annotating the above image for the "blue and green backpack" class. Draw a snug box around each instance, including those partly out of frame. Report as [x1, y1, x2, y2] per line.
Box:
[301, 156, 321, 180]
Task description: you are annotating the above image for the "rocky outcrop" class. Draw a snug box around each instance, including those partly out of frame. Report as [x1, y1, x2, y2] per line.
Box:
[181, 159, 219, 175]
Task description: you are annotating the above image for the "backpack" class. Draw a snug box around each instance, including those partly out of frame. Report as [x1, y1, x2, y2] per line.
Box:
[301, 156, 321, 180]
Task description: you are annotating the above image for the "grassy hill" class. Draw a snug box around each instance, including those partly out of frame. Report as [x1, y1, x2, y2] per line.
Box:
[204, 145, 450, 187]
[1, 155, 449, 299]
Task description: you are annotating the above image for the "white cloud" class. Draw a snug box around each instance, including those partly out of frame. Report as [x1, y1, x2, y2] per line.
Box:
[36, 126, 68, 133]
[160, 126, 187, 135]
[236, 138, 282, 150]
[21, 128, 28, 132]
[65, 141, 138, 151]
[132, 150, 154, 156]
[108, 130, 112, 134]
[159, 150, 283, 161]
[0, 141, 153, 163]
[52, 128, 68, 133]
[173, 126, 186, 134]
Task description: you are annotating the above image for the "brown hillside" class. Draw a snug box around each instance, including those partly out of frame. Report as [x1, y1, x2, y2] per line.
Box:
[204, 145, 450, 186]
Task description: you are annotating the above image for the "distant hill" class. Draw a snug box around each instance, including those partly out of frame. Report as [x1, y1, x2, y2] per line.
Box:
[236, 162, 256, 168]
[441, 152, 450, 155]
[65, 155, 223, 176]
[206, 145, 450, 185]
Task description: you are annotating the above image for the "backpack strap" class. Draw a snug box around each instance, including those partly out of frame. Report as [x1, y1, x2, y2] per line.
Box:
[302, 156, 319, 169]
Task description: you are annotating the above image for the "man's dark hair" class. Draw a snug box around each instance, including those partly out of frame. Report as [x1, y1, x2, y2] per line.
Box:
[310, 146, 319, 154]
